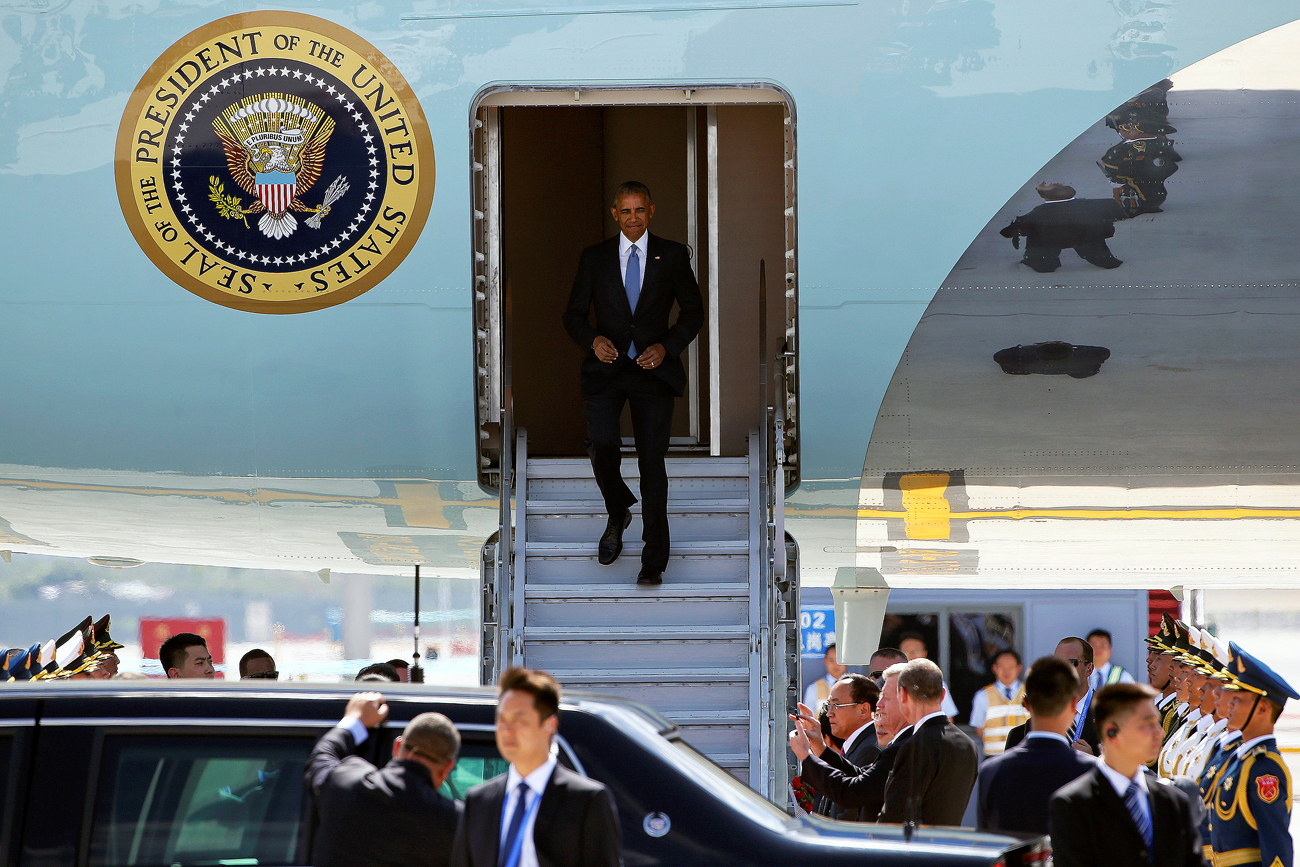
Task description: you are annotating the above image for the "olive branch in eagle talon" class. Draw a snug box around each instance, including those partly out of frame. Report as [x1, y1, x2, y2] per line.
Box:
[208, 177, 250, 228]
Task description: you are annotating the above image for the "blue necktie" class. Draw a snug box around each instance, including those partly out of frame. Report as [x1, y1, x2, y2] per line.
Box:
[1124, 778, 1153, 860]
[625, 244, 641, 357]
[499, 782, 530, 867]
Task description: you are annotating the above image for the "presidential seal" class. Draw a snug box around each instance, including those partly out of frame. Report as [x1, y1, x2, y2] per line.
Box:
[115, 12, 434, 313]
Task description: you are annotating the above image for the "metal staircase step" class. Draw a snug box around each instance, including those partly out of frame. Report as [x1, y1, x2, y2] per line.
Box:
[553, 670, 751, 713]
[523, 583, 747, 597]
[526, 477, 749, 500]
[527, 511, 747, 543]
[526, 540, 747, 554]
[524, 627, 749, 670]
[524, 586, 749, 628]
[525, 551, 748, 584]
[526, 499, 749, 512]
[527, 457, 748, 479]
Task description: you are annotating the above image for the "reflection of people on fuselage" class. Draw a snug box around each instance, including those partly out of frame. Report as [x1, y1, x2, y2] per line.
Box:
[561, 181, 704, 587]
[1000, 183, 1126, 273]
[1098, 120, 1180, 216]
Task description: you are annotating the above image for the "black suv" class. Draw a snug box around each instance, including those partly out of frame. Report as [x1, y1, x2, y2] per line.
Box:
[0, 683, 1045, 867]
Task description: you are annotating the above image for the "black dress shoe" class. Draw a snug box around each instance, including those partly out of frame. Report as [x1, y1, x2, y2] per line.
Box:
[598, 511, 632, 565]
[636, 566, 663, 585]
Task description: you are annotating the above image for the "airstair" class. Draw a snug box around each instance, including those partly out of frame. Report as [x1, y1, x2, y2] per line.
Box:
[479, 266, 800, 802]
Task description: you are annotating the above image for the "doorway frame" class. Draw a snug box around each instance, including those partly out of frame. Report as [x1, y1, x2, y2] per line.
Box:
[469, 83, 800, 486]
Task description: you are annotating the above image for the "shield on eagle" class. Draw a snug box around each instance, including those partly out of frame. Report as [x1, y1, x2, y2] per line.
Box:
[256, 170, 298, 215]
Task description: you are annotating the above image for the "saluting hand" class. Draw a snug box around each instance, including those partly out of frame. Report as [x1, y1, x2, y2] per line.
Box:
[592, 336, 619, 363]
[345, 691, 389, 728]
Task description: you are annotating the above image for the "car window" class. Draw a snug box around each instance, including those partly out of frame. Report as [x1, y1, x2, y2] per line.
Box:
[88, 735, 314, 867]
[438, 741, 510, 801]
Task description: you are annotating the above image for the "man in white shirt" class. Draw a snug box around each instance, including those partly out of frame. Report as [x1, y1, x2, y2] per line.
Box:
[969, 649, 1028, 757]
[1088, 629, 1135, 691]
[803, 640, 848, 709]
[1049, 683, 1202, 867]
[451, 667, 621, 867]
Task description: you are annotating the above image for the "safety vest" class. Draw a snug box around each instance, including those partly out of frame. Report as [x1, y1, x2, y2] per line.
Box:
[979, 683, 1029, 756]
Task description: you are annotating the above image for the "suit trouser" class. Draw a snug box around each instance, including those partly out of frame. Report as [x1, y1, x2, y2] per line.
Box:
[583, 358, 675, 570]
[1022, 241, 1122, 272]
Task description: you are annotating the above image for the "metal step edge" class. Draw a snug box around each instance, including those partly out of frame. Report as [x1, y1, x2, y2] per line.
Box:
[551, 669, 749, 681]
[527, 461, 748, 479]
[526, 540, 748, 554]
[691, 753, 748, 767]
[523, 583, 748, 597]
[524, 626, 748, 640]
[663, 711, 750, 723]
[525, 500, 749, 513]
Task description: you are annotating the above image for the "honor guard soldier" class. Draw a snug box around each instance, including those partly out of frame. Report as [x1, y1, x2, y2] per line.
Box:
[1098, 119, 1180, 216]
[1162, 628, 1219, 778]
[1196, 643, 1248, 866]
[1160, 621, 1197, 746]
[1209, 643, 1298, 867]
[1175, 636, 1231, 779]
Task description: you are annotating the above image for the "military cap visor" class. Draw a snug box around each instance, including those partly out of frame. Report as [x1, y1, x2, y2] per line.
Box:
[1224, 642, 1299, 706]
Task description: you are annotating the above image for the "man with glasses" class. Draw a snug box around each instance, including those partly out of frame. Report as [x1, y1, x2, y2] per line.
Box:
[799, 674, 880, 820]
[239, 648, 278, 680]
[1006, 637, 1100, 755]
[790, 663, 915, 822]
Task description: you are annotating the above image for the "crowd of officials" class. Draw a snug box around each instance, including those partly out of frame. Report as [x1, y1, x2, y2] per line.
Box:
[790, 616, 1295, 867]
[6, 615, 1294, 867]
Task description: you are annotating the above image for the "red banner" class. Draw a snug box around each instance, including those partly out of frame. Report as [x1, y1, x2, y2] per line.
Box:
[139, 617, 226, 666]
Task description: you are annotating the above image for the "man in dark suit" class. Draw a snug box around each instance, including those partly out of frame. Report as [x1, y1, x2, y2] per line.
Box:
[791, 663, 914, 822]
[797, 673, 881, 820]
[1005, 635, 1101, 755]
[1049, 683, 1202, 867]
[562, 181, 705, 585]
[1000, 183, 1126, 273]
[977, 656, 1096, 834]
[879, 658, 979, 826]
[451, 667, 621, 867]
[305, 691, 462, 867]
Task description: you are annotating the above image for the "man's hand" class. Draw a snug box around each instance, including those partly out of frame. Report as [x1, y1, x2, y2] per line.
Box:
[1072, 739, 1095, 755]
[636, 343, 666, 370]
[345, 692, 389, 728]
[789, 722, 812, 761]
[592, 336, 618, 363]
[794, 702, 828, 757]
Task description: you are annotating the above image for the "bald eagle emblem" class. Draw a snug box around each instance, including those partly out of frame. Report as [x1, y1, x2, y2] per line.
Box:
[209, 94, 349, 239]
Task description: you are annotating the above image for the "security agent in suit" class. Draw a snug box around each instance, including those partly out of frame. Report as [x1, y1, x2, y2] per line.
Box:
[879, 658, 979, 826]
[791, 674, 881, 821]
[562, 182, 705, 586]
[1207, 642, 1297, 867]
[1005, 636, 1101, 755]
[1049, 683, 1203, 867]
[977, 656, 1096, 835]
[1000, 183, 1126, 272]
[790, 664, 914, 822]
[451, 667, 621, 867]
[305, 692, 462, 867]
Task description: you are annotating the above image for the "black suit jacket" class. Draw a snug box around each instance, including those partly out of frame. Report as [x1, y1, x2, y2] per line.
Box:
[1006, 703, 1100, 755]
[562, 233, 704, 397]
[450, 764, 622, 867]
[1049, 766, 1202, 867]
[879, 715, 979, 826]
[800, 725, 913, 822]
[812, 723, 881, 820]
[976, 735, 1096, 834]
[305, 726, 462, 867]
[1000, 198, 1125, 250]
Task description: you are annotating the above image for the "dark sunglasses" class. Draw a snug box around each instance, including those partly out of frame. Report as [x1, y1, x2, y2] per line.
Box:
[243, 671, 279, 680]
